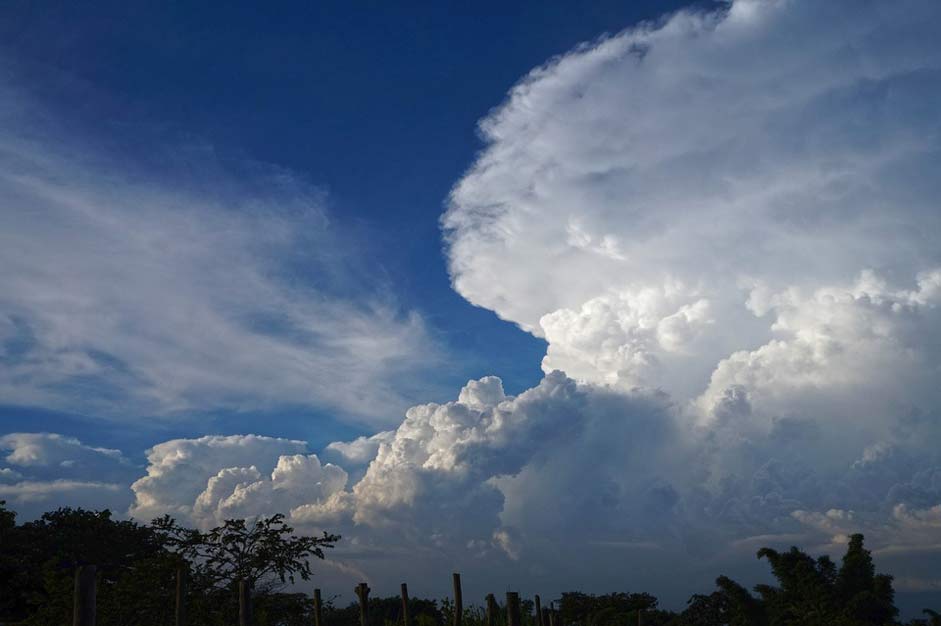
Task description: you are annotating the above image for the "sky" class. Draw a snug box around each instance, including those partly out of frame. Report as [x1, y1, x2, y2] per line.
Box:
[2, 0, 941, 616]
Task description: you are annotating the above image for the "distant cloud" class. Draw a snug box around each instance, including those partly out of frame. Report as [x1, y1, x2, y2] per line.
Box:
[0, 432, 134, 517]
[0, 479, 121, 502]
[0, 75, 441, 425]
[0, 467, 22, 481]
[0, 432, 126, 469]
[128, 434, 312, 523]
[191, 453, 348, 527]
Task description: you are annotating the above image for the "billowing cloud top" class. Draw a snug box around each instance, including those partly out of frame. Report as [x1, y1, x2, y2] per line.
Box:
[444, 0, 941, 401]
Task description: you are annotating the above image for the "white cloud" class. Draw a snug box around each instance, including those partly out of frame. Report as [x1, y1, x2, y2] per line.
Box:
[443, 0, 941, 411]
[127, 434, 349, 529]
[324, 431, 395, 466]
[119, 374, 687, 590]
[698, 270, 941, 433]
[0, 432, 126, 469]
[0, 75, 440, 425]
[128, 434, 310, 523]
[346, 372, 582, 527]
[0, 433, 136, 518]
[11, 363, 941, 601]
[190, 454, 348, 526]
[539, 283, 713, 389]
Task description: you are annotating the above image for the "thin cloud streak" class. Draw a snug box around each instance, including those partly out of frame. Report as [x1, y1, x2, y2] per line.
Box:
[0, 75, 442, 425]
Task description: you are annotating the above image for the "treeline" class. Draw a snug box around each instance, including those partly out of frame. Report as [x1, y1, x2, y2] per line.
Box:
[0, 501, 938, 625]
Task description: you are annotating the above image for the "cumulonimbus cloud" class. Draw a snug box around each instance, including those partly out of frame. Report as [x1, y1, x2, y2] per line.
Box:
[443, 0, 941, 404]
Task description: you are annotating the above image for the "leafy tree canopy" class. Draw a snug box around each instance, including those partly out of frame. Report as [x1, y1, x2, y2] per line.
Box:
[152, 512, 340, 591]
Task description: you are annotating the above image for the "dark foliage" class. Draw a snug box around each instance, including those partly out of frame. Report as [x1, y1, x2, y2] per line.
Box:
[324, 595, 444, 626]
[558, 591, 659, 626]
[0, 501, 175, 624]
[152, 512, 340, 590]
[0, 501, 338, 625]
[0, 501, 935, 626]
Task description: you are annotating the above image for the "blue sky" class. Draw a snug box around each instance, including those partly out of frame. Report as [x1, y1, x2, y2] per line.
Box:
[3, 0, 941, 615]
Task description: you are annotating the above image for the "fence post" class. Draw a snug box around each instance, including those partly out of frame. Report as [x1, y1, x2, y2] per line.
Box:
[452, 573, 463, 626]
[485, 594, 497, 626]
[534, 595, 543, 626]
[355, 582, 370, 626]
[314, 588, 323, 626]
[72, 564, 96, 626]
[637, 608, 643, 626]
[401, 583, 411, 626]
[547, 604, 556, 626]
[175, 566, 186, 626]
[506, 592, 520, 626]
[541, 608, 550, 626]
[239, 579, 253, 626]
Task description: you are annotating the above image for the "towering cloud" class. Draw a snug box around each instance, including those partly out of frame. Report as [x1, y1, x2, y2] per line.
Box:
[443, 0, 941, 407]
[438, 0, 941, 596]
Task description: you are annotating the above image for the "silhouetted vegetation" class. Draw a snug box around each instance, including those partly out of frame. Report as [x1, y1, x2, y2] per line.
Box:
[0, 499, 937, 625]
[0, 500, 337, 625]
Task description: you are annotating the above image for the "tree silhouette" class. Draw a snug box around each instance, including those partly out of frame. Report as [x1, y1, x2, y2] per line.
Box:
[152, 512, 340, 590]
[682, 534, 899, 626]
[834, 534, 897, 625]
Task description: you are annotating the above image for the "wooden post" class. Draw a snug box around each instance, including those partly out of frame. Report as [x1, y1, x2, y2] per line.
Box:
[174, 566, 186, 626]
[452, 573, 463, 626]
[72, 565, 96, 626]
[547, 606, 556, 626]
[400, 583, 411, 626]
[239, 579, 253, 626]
[355, 582, 371, 626]
[637, 608, 643, 626]
[541, 608, 550, 626]
[534, 595, 543, 626]
[506, 592, 520, 626]
[314, 588, 323, 626]
[485, 594, 497, 626]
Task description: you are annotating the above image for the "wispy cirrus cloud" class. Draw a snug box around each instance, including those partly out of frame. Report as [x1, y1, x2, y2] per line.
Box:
[0, 74, 441, 425]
